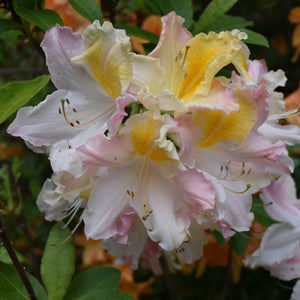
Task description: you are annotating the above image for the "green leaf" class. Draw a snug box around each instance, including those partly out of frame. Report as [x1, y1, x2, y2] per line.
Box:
[15, 8, 63, 31]
[229, 232, 250, 255]
[205, 15, 253, 33]
[242, 29, 269, 47]
[251, 198, 277, 227]
[144, 0, 161, 15]
[193, 0, 238, 34]
[13, 0, 39, 9]
[0, 262, 47, 300]
[0, 246, 28, 264]
[68, 0, 103, 23]
[74, 289, 136, 300]
[144, 0, 193, 28]
[0, 75, 50, 124]
[41, 222, 75, 300]
[64, 267, 121, 300]
[170, 0, 193, 29]
[115, 24, 159, 44]
[211, 230, 226, 245]
[0, 19, 20, 34]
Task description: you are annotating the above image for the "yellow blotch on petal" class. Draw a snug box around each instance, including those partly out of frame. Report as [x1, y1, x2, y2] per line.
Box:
[194, 89, 257, 148]
[74, 22, 132, 99]
[131, 116, 169, 161]
[177, 31, 250, 99]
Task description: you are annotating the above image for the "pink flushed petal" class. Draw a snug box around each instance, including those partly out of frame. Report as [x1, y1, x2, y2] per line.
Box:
[258, 122, 300, 146]
[231, 131, 294, 174]
[102, 215, 149, 269]
[245, 223, 300, 267]
[270, 248, 300, 281]
[247, 59, 268, 84]
[230, 71, 269, 129]
[216, 181, 253, 233]
[173, 113, 197, 167]
[110, 208, 136, 244]
[7, 90, 79, 148]
[150, 11, 192, 70]
[77, 132, 136, 167]
[7, 89, 113, 150]
[170, 167, 216, 212]
[83, 165, 139, 240]
[176, 220, 206, 264]
[185, 78, 239, 115]
[130, 160, 190, 251]
[261, 178, 300, 226]
[215, 219, 235, 239]
[42, 25, 104, 99]
[107, 94, 137, 136]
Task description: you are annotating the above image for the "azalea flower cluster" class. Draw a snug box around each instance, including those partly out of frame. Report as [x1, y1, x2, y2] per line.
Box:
[8, 12, 300, 270]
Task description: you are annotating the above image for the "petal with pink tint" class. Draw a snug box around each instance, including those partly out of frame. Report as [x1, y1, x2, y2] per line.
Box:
[42, 25, 103, 98]
[78, 132, 136, 167]
[258, 122, 300, 145]
[7, 89, 113, 149]
[245, 223, 300, 267]
[216, 181, 253, 232]
[270, 248, 300, 281]
[170, 167, 216, 211]
[260, 176, 300, 226]
[83, 164, 138, 240]
[131, 160, 190, 251]
[150, 11, 192, 92]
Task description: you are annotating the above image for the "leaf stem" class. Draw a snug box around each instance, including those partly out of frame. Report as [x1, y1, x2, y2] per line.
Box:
[159, 254, 178, 300]
[221, 247, 232, 300]
[0, 217, 38, 300]
[5, 161, 43, 283]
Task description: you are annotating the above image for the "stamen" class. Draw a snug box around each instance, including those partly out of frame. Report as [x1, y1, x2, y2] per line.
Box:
[267, 108, 300, 121]
[181, 45, 190, 68]
[59, 97, 115, 129]
[211, 162, 251, 182]
[60, 198, 84, 230]
[253, 201, 272, 207]
[223, 183, 251, 194]
[132, 157, 153, 221]
[51, 218, 83, 247]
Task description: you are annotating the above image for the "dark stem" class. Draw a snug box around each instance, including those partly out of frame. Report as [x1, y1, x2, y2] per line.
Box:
[5, 162, 42, 283]
[220, 247, 233, 300]
[6, 0, 44, 57]
[159, 254, 178, 300]
[0, 217, 38, 300]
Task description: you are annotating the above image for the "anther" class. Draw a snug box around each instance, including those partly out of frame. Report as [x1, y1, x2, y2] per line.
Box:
[253, 201, 273, 207]
[181, 45, 190, 67]
[73, 108, 77, 113]
[66, 98, 70, 105]
[223, 183, 252, 194]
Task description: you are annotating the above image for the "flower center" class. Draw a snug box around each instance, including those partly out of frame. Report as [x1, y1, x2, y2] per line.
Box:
[131, 116, 170, 161]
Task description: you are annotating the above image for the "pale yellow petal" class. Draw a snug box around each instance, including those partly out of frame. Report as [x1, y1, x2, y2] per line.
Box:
[73, 21, 132, 99]
[193, 88, 257, 148]
[177, 31, 250, 99]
